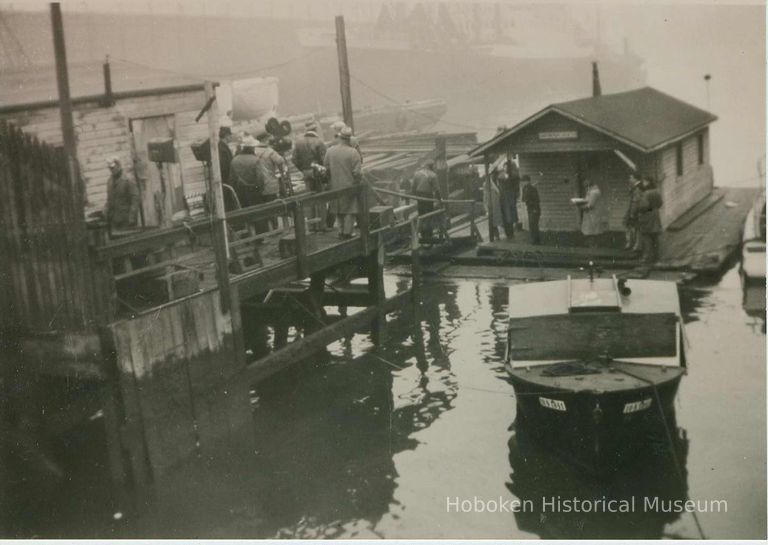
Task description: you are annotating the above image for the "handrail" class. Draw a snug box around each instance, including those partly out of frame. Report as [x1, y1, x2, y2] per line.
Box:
[372, 185, 474, 205]
[95, 218, 212, 259]
[95, 185, 365, 260]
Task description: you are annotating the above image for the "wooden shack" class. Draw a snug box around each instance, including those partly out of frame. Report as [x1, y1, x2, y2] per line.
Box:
[0, 60, 210, 226]
[470, 87, 718, 233]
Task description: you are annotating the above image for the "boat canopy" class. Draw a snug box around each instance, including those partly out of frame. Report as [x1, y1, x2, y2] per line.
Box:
[506, 277, 681, 319]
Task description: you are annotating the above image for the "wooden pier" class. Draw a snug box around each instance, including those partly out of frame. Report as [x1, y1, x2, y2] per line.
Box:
[0, 119, 472, 508]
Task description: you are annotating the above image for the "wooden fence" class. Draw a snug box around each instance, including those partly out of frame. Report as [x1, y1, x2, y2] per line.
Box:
[0, 121, 102, 333]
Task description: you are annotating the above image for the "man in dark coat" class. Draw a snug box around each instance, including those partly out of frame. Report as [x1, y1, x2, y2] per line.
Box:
[229, 135, 264, 208]
[293, 120, 329, 228]
[521, 174, 541, 245]
[324, 126, 363, 238]
[292, 120, 327, 188]
[105, 157, 140, 230]
[636, 176, 664, 264]
[411, 159, 442, 240]
[623, 172, 642, 251]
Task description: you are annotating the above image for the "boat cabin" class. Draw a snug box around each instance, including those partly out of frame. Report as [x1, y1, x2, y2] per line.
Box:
[471, 86, 718, 234]
[505, 277, 683, 367]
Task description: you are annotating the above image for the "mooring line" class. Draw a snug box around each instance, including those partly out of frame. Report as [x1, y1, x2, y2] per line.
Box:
[612, 364, 707, 540]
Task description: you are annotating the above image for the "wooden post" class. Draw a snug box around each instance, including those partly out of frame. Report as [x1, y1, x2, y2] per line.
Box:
[335, 15, 354, 131]
[435, 135, 448, 200]
[484, 154, 496, 241]
[293, 201, 308, 278]
[358, 183, 369, 254]
[50, 3, 83, 216]
[410, 217, 422, 309]
[368, 232, 386, 345]
[205, 81, 232, 313]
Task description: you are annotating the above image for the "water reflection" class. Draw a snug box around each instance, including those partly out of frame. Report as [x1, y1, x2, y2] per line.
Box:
[507, 413, 691, 539]
[252, 285, 459, 538]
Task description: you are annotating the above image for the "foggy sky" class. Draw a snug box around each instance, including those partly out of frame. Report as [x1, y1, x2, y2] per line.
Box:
[1, 0, 765, 186]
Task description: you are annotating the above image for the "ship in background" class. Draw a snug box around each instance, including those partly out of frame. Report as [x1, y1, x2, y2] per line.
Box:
[296, 2, 647, 138]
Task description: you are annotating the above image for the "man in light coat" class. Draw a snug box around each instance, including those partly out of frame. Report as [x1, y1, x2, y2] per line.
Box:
[324, 126, 363, 238]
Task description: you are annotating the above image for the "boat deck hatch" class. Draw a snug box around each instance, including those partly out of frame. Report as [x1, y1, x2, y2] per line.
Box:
[568, 275, 621, 313]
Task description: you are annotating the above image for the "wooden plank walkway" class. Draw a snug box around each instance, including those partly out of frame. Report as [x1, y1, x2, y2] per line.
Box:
[401, 186, 757, 275]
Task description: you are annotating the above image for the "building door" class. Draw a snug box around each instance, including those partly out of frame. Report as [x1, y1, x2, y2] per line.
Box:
[588, 151, 632, 231]
[130, 115, 186, 227]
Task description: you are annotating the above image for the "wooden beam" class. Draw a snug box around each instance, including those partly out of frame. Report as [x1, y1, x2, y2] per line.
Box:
[293, 201, 309, 278]
[243, 290, 411, 383]
[205, 81, 232, 313]
[335, 15, 354, 131]
[484, 154, 496, 241]
[50, 3, 81, 213]
[368, 234, 386, 345]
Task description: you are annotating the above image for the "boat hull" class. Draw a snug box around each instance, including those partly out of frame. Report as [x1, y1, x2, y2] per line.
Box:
[508, 364, 683, 473]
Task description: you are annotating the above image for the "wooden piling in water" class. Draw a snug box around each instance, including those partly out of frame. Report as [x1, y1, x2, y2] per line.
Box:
[369, 234, 386, 345]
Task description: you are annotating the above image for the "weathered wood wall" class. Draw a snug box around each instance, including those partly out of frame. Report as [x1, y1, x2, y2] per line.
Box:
[106, 288, 250, 479]
[656, 129, 714, 228]
[518, 152, 582, 231]
[0, 122, 100, 333]
[0, 88, 208, 217]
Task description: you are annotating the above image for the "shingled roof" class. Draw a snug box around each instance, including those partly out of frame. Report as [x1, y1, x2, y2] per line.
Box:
[471, 86, 718, 156]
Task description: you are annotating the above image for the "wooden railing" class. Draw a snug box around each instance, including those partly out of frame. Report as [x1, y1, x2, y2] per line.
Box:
[91, 184, 385, 318]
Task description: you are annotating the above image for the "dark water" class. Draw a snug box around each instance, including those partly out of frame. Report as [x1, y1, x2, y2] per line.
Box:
[4, 265, 765, 539]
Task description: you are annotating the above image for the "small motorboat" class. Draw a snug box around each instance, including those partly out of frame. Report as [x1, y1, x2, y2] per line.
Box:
[505, 267, 686, 471]
[739, 189, 765, 318]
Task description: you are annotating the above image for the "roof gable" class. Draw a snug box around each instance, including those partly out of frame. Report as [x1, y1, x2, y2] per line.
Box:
[554, 87, 717, 151]
[471, 86, 717, 157]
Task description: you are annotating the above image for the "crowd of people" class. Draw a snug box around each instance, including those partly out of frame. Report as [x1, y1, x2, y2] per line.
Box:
[102, 123, 665, 265]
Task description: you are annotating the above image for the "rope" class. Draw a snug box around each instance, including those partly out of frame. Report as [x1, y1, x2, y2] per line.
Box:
[610, 364, 707, 540]
[372, 185, 473, 205]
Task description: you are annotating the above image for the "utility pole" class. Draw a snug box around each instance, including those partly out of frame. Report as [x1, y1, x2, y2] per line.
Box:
[50, 2, 82, 210]
[204, 81, 231, 313]
[335, 15, 354, 131]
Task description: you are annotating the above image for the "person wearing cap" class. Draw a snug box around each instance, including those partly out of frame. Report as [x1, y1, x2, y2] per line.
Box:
[105, 157, 140, 230]
[293, 120, 329, 227]
[324, 126, 363, 239]
[521, 174, 541, 245]
[330, 120, 362, 156]
[411, 159, 442, 240]
[230, 135, 264, 208]
[253, 131, 289, 200]
[292, 120, 327, 190]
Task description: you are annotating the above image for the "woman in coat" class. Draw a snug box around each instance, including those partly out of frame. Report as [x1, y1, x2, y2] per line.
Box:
[578, 179, 607, 247]
[636, 177, 664, 264]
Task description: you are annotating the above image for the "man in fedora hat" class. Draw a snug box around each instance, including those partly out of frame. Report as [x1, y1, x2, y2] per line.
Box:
[324, 126, 363, 238]
[230, 135, 264, 208]
[293, 119, 329, 227]
[105, 156, 140, 230]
